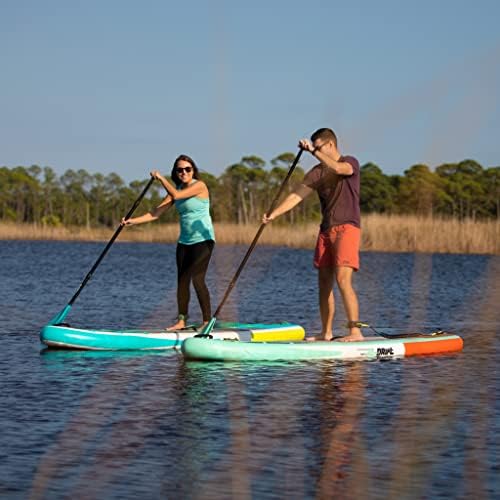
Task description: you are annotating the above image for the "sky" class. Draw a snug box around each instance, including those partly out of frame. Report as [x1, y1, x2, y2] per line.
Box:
[1, 0, 499, 182]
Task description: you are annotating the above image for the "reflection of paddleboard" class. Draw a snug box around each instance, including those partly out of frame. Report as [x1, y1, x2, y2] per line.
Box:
[40, 322, 305, 350]
[181, 333, 463, 362]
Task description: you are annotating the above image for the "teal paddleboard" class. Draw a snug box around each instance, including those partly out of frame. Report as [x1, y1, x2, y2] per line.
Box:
[40, 322, 305, 350]
[181, 333, 463, 362]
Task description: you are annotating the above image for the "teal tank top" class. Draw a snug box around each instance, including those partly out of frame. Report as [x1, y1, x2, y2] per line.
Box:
[174, 188, 215, 245]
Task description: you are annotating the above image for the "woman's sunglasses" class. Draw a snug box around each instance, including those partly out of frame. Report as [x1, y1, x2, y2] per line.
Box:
[176, 166, 193, 174]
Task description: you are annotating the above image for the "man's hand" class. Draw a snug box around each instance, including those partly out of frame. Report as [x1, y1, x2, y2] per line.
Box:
[121, 217, 133, 226]
[298, 139, 315, 153]
[262, 213, 274, 224]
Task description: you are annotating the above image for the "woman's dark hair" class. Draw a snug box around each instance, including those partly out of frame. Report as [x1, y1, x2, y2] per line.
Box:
[171, 154, 200, 185]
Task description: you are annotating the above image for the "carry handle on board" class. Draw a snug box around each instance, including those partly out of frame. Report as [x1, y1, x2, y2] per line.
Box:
[47, 177, 155, 326]
[198, 148, 304, 337]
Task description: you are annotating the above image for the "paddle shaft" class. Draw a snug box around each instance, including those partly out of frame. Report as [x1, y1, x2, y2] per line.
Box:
[67, 177, 155, 306]
[212, 149, 304, 318]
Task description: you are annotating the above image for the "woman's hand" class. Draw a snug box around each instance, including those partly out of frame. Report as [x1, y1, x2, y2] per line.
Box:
[150, 170, 163, 180]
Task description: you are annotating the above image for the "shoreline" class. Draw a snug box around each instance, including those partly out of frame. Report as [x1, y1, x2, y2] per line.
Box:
[0, 215, 498, 255]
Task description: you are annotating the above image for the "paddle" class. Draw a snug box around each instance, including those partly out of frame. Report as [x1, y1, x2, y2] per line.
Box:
[47, 177, 155, 326]
[198, 148, 304, 337]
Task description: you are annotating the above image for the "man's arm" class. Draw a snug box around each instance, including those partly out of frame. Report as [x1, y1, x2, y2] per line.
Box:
[299, 139, 353, 175]
[262, 184, 313, 223]
[314, 150, 353, 175]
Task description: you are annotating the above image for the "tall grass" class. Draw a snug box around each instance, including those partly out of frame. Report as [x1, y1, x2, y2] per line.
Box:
[0, 215, 498, 254]
[361, 214, 500, 254]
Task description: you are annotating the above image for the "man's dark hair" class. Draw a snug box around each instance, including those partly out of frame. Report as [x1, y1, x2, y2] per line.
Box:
[171, 154, 200, 185]
[311, 128, 337, 147]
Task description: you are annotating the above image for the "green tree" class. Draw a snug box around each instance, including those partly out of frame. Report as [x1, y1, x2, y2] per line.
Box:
[435, 160, 485, 219]
[481, 166, 500, 218]
[7, 166, 40, 223]
[241, 156, 267, 222]
[199, 171, 223, 222]
[0, 167, 16, 220]
[220, 163, 251, 224]
[42, 166, 62, 222]
[60, 169, 92, 227]
[27, 165, 43, 224]
[104, 173, 126, 226]
[397, 164, 449, 215]
[360, 163, 397, 213]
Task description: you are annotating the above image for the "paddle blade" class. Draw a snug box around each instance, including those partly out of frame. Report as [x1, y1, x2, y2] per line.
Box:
[196, 317, 217, 338]
[47, 304, 72, 326]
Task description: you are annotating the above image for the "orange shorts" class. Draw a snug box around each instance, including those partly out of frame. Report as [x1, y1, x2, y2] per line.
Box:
[313, 224, 360, 271]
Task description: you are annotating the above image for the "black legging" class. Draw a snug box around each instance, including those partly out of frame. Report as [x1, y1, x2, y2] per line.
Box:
[176, 240, 215, 321]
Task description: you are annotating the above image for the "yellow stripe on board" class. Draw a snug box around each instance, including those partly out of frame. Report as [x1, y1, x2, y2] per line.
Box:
[250, 326, 305, 342]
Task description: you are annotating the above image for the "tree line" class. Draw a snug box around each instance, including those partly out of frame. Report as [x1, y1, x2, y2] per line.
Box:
[0, 156, 498, 228]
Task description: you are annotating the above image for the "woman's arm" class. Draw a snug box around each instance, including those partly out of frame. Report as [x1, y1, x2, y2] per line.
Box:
[122, 195, 173, 225]
[151, 171, 208, 200]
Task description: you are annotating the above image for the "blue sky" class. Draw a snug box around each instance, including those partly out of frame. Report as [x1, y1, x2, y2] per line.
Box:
[1, 0, 499, 182]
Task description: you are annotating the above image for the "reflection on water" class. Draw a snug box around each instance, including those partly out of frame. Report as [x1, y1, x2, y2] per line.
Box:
[0, 241, 498, 499]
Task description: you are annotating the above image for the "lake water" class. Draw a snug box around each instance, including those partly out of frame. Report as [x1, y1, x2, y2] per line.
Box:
[0, 240, 498, 499]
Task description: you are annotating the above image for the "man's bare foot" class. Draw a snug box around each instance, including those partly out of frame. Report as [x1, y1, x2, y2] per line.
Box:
[306, 333, 333, 342]
[336, 334, 364, 342]
[166, 319, 186, 331]
[336, 328, 364, 342]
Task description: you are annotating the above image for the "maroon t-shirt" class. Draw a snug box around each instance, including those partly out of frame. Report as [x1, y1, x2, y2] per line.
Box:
[302, 155, 360, 231]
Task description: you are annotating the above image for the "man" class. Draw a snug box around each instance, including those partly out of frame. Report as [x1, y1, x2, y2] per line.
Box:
[262, 128, 363, 341]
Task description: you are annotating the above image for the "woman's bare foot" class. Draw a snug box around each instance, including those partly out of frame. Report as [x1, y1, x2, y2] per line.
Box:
[166, 319, 186, 331]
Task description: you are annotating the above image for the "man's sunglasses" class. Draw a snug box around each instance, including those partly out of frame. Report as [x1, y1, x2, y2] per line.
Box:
[176, 167, 193, 173]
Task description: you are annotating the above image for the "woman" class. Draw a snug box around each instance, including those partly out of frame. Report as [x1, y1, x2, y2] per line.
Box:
[122, 155, 215, 330]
